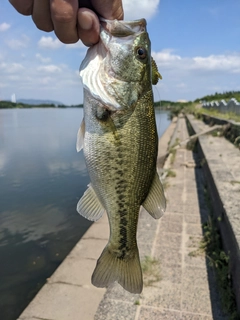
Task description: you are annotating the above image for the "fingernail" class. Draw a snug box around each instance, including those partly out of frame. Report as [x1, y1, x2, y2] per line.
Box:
[79, 13, 93, 31]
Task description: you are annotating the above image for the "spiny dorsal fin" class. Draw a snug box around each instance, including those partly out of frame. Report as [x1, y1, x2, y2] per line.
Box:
[142, 171, 166, 219]
[151, 57, 162, 85]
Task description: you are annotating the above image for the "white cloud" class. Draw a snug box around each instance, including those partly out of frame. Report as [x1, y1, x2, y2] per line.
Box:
[38, 36, 63, 49]
[153, 50, 240, 74]
[0, 62, 24, 73]
[7, 75, 21, 81]
[0, 82, 7, 88]
[40, 77, 53, 85]
[36, 53, 51, 63]
[152, 49, 181, 66]
[38, 36, 85, 50]
[192, 54, 240, 72]
[37, 65, 62, 73]
[0, 22, 10, 32]
[66, 41, 85, 49]
[123, 0, 160, 20]
[151, 50, 240, 101]
[6, 35, 30, 49]
[176, 83, 187, 88]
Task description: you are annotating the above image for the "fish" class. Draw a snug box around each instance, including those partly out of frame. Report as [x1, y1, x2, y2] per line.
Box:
[76, 18, 166, 294]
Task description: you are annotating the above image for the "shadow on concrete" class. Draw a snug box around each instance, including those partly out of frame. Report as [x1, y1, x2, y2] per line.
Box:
[192, 147, 229, 320]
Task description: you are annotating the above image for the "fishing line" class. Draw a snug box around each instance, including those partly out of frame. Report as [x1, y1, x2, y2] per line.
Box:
[153, 85, 162, 138]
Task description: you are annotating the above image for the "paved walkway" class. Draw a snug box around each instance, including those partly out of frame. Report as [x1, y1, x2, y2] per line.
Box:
[18, 116, 228, 320]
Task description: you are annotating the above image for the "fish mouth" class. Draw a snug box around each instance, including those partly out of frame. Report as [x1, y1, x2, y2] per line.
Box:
[100, 18, 147, 37]
[80, 18, 150, 111]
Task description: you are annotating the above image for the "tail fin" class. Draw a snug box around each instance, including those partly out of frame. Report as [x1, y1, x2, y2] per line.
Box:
[91, 245, 143, 294]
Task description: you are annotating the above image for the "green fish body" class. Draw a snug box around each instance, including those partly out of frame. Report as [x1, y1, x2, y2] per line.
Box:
[77, 18, 166, 294]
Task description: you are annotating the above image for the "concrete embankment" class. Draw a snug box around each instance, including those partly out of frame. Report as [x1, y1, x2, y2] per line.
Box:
[200, 113, 240, 147]
[187, 114, 240, 313]
[18, 114, 237, 320]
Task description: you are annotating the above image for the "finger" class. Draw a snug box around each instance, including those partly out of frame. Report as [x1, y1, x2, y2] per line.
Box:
[9, 0, 33, 15]
[50, 0, 79, 44]
[77, 8, 99, 46]
[91, 0, 124, 20]
[32, 0, 53, 32]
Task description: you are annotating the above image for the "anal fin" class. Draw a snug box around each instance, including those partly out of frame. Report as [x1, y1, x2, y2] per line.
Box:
[77, 184, 105, 221]
[142, 171, 166, 219]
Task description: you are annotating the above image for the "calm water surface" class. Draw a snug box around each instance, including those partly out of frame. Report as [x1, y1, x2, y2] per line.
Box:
[0, 108, 170, 320]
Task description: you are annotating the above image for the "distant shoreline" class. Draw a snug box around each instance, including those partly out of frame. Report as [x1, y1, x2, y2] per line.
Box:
[0, 101, 83, 109]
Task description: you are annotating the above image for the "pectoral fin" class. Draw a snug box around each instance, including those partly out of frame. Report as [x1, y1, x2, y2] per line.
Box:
[76, 118, 85, 152]
[77, 184, 105, 221]
[142, 172, 166, 219]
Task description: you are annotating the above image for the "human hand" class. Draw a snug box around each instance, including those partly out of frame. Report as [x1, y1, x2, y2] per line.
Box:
[9, 0, 124, 46]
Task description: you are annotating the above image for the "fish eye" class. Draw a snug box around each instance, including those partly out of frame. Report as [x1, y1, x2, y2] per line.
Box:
[136, 47, 147, 60]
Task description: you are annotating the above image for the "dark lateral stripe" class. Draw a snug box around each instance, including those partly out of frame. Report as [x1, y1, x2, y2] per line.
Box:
[118, 217, 128, 258]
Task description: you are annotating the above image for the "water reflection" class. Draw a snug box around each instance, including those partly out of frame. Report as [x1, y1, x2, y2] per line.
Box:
[0, 108, 170, 320]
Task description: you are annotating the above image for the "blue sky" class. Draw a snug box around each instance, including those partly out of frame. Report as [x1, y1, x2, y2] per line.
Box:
[1, 0, 240, 105]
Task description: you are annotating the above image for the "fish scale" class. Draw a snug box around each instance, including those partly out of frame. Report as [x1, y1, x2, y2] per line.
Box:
[76, 18, 166, 293]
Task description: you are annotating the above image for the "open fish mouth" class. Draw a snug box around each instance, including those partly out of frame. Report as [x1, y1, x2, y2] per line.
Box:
[80, 18, 151, 111]
[99, 18, 147, 37]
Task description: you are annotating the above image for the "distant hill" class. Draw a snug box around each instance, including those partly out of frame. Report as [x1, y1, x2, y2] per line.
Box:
[17, 98, 63, 106]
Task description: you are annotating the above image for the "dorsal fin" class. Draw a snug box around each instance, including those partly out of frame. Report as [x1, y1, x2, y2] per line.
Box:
[151, 57, 162, 85]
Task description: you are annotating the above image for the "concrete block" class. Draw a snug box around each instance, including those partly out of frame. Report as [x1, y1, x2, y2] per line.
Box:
[49, 257, 97, 287]
[69, 238, 108, 260]
[82, 221, 109, 240]
[139, 307, 181, 320]
[95, 299, 138, 320]
[141, 283, 182, 310]
[19, 283, 105, 320]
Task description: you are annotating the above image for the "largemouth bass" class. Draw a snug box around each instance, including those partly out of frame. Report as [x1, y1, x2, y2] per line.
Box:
[76, 18, 166, 294]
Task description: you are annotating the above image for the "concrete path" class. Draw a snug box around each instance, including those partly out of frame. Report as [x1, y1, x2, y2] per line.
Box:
[18, 116, 228, 320]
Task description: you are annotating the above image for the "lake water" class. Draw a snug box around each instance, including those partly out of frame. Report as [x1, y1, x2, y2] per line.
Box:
[0, 108, 170, 320]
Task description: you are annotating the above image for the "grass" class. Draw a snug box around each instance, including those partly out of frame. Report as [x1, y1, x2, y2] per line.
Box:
[141, 256, 161, 286]
[168, 100, 240, 123]
[230, 180, 240, 185]
[198, 108, 240, 123]
[168, 138, 180, 165]
[186, 137, 198, 151]
[162, 179, 170, 190]
[170, 149, 177, 165]
[234, 136, 240, 148]
[166, 169, 176, 178]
